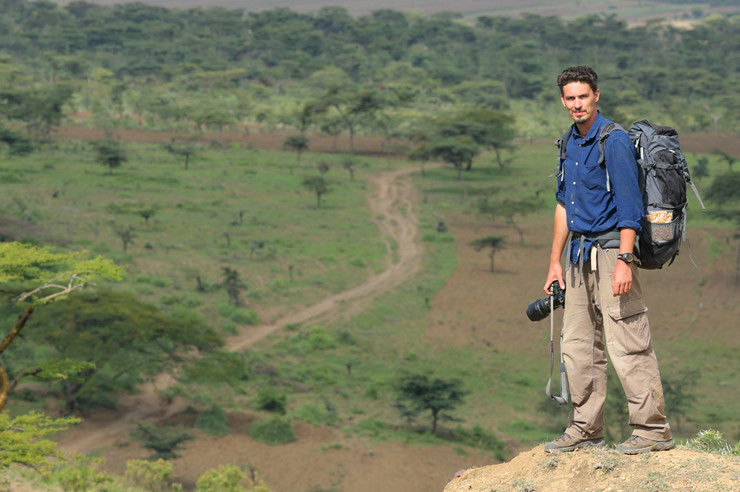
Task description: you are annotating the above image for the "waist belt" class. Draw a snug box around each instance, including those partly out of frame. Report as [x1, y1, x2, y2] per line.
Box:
[566, 229, 621, 274]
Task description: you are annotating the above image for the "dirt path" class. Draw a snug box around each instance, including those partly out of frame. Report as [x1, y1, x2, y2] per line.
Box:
[58, 164, 426, 454]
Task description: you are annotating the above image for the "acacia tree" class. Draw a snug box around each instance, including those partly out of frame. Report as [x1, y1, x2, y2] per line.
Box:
[0, 123, 33, 155]
[0, 242, 124, 411]
[406, 141, 431, 177]
[714, 149, 737, 172]
[395, 374, 467, 435]
[93, 138, 127, 174]
[462, 108, 517, 170]
[342, 155, 357, 180]
[470, 235, 506, 272]
[114, 225, 136, 252]
[283, 134, 309, 167]
[138, 208, 156, 225]
[165, 138, 198, 169]
[25, 290, 223, 413]
[313, 87, 384, 153]
[428, 136, 479, 181]
[479, 197, 543, 244]
[0, 83, 74, 142]
[301, 175, 331, 208]
[411, 109, 516, 176]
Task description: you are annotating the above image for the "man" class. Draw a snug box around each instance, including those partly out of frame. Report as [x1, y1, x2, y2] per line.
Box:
[543, 66, 674, 454]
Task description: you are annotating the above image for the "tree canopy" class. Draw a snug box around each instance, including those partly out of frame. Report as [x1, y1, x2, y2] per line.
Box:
[394, 373, 467, 435]
[0, 4, 739, 137]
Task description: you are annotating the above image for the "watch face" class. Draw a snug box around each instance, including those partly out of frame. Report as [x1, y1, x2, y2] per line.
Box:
[619, 253, 634, 263]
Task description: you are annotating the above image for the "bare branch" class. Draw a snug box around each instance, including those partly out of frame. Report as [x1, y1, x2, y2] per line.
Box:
[13, 272, 92, 303]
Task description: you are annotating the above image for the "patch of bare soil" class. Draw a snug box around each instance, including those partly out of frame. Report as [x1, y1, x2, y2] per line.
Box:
[444, 445, 740, 492]
[55, 125, 403, 157]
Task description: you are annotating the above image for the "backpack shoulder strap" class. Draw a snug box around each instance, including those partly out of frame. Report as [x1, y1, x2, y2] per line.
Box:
[557, 126, 574, 162]
[597, 122, 627, 193]
[597, 122, 627, 166]
[555, 126, 574, 182]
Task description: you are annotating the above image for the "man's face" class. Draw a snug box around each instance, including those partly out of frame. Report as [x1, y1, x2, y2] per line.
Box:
[560, 81, 599, 127]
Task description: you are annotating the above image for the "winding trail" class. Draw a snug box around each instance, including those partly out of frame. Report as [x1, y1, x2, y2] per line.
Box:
[58, 164, 426, 454]
[227, 166, 424, 350]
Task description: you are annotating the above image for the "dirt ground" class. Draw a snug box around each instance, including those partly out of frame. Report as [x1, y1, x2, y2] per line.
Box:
[444, 444, 740, 491]
[47, 126, 740, 492]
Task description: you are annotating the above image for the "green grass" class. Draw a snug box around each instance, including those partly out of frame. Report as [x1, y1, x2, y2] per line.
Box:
[0, 142, 393, 322]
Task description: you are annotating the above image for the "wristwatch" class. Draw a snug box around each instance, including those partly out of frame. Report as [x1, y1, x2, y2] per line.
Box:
[617, 252, 635, 264]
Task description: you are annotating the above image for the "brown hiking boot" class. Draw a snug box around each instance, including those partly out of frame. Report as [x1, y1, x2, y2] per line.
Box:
[544, 432, 604, 454]
[616, 435, 675, 455]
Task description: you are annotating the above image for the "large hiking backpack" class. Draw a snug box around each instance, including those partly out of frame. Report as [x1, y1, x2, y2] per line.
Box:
[557, 119, 705, 269]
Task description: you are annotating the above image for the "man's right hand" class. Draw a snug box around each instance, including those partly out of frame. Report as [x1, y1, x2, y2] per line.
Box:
[546, 203, 568, 295]
[544, 262, 564, 295]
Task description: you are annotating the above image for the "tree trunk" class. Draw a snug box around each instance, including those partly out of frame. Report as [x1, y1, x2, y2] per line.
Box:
[494, 147, 504, 169]
[735, 238, 740, 284]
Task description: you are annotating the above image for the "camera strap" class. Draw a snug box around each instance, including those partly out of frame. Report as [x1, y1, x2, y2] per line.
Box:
[545, 294, 569, 405]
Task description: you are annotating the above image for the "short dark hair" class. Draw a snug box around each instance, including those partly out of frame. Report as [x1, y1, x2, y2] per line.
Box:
[557, 66, 598, 94]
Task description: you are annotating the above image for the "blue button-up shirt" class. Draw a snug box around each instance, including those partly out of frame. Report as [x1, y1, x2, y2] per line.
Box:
[556, 112, 643, 265]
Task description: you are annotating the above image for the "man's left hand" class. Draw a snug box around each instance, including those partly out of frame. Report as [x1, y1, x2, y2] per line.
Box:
[612, 260, 633, 296]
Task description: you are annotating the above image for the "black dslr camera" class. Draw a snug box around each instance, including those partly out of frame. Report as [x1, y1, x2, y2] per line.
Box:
[526, 282, 565, 322]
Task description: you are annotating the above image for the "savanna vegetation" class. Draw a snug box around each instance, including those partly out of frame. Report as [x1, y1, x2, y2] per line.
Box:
[0, 1, 739, 490]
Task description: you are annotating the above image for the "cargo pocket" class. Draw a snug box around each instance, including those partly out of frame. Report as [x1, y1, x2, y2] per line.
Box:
[607, 297, 650, 356]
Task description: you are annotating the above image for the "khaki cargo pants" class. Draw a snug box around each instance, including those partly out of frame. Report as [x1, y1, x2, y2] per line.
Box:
[562, 245, 672, 441]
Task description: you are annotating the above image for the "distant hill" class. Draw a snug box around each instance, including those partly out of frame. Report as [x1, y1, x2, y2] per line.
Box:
[54, 0, 740, 23]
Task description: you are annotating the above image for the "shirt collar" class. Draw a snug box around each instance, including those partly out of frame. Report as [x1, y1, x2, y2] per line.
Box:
[572, 111, 603, 143]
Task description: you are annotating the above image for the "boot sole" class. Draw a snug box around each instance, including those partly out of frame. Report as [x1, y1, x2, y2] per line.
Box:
[617, 440, 675, 455]
[545, 439, 605, 454]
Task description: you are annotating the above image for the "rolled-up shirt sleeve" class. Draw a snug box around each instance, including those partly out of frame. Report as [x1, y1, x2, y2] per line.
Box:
[604, 132, 643, 232]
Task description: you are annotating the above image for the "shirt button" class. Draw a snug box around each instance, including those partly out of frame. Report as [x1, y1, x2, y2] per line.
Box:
[573, 182, 576, 185]
[571, 201, 575, 205]
[575, 162, 579, 166]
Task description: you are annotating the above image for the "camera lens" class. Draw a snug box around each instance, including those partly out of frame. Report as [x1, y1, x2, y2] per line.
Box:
[526, 297, 551, 322]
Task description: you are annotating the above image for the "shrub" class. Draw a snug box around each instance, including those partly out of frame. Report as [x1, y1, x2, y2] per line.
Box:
[292, 402, 325, 425]
[299, 325, 338, 351]
[195, 405, 230, 437]
[685, 429, 740, 456]
[349, 258, 366, 268]
[255, 387, 287, 414]
[125, 459, 183, 491]
[196, 465, 246, 492]
[353, 418, 391, 438]
[453, 424, 506, 460]
[49, 455, 114, 492]
[247, 416, 295, 445]
[196, 464, 271, 492]
[133, 422, 194, 460]
[218, 304, 259, 325]
[291, 399, 339, 427]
